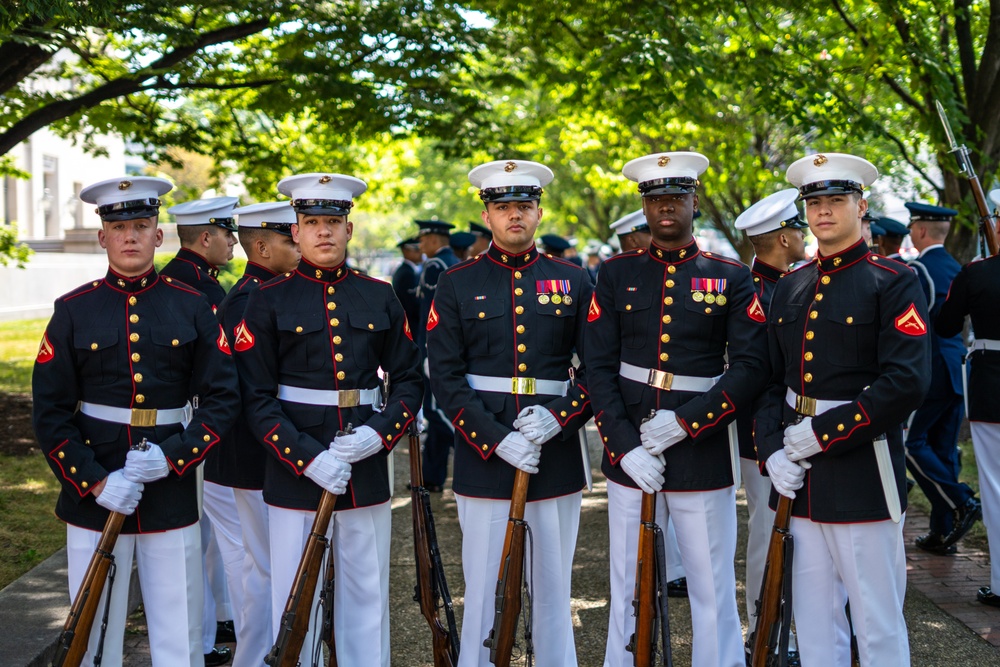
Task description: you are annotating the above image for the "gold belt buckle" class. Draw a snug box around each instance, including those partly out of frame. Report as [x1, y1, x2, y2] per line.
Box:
[647, 369, 674, 391]
[338, 389, 361, 408]
[511, 377, 536, 395]
[130, 408, 157, 427]
[795, 395, 818, 417]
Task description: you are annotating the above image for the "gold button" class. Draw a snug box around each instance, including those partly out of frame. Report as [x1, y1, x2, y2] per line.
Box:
[192, 447, 199, 454]
[514, 271, 522, 279]
[722, 403, 728, 409]
[603, 437, 608, 443]
[662, 315, 671, 324]
[660, 334, 670, 343]
[387, 434, 393, 441]
[809, 311, 818, 319]
[517, 344, 526, 352]
[90, 343, 98, 350]
[665, 280, 674, 288]
[296, 326, 303, 333]
[516, 325, 525, 334]
[803, 373, 813, 383]
[572, 401, 578, 407]
[171, 339, 179, 346]
[459, 420, 465, 426]
[165, 277, 172, 282]
[560, 411, 567, 417]
[133, 373, 142, 382]
[129, 296, 137, 306]
[515, 288, 523, 296]
[518, 363, 527, 372]
[821, 276, 831, 285]
[815, 293, 823, 301]
[335, 353, 343, 362]
[471, 431, 477, 438]
[482, 444, 488, 451]
[478, 311, 486, 319]
[330, 318, 339, 327]
[333, 336, 342, 344]
[70, 466, 77, 474]
[823, 434, 829, 441]
[327, 302, 336, 311]
[178, 459, 184, 466]
[806, 331, 815, 340]
[659, 353, 668, 361]
[664, 297, 673, 305]
[804, 352, 813, 361]
[328, 286, 335, 294]
[515, 306, 524, 314]
[131, 352, 140, 362]
[778, 317, 783, 323]
[626, 304, 632, 311]
[337, 371, 346, 380]
[837, 424, 845, 431]
[668, 265, 677, 274]
[85, 439, 90, 445]
[129, 314, 139, 323]
[272, 435, 279, 441]
[855, 414, 862, 422]
[705, 308, 711, 314]
[284, 447, 291, 454]
[395, 423, 401, 429]
[135, 394, 145, 403]
[203, 435, 211, 442]
[130, 333, 140, 342]
[297, 460, 303, 467]
[846, 316, 854, 324]
[58, 452, 65, 459]
[597, 421, 602, 426]
[556, 309, 561, 314]
[368, 323, 374, 330]
[707, 412, 714, 419]
[404, 412, 410, 418]
[81, 481, 88, 489]
[692, 422, 699, 429]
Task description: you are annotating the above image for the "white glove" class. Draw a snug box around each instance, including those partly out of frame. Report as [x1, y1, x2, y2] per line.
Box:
[496, 431, 542, 474]
[95, 470, 144, 515]
[765, 450, 807, 499]
[123, 442, 169, 483]
[620, 448, 666, 494]
[783, 417, 823, 462]
[329, 425, 383, 463]
[304, 450, 352, 495]
[513, 405, 562, 445]
[638, 409, 687, 455]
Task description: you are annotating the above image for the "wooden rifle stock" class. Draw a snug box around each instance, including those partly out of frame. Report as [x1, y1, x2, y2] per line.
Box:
[265, 489, 337, 667]
[51, 512, 126, 667]
[627, 492, 658, 667]
[749, 494, 794, 667]
[484, 468, 530, 667]
[409, 426, 459, 667]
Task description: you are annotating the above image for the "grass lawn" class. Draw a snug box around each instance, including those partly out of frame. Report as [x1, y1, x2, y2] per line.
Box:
[0, 318, 46, 393]
[0, 454, 64, 589]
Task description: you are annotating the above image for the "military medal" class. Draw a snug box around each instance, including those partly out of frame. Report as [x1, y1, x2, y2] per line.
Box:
[563, 295, 572, 305]
[538, 294, 550, 304]
[692, 291, 705, 302]
[704, 293, 716, 304]
[716, 294, 727, 306]
[551, 294, 562, 304]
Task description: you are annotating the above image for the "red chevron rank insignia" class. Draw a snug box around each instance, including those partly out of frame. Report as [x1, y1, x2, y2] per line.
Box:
[895, 303, 927, 336]
[36, 332, 54, 364]
[587, 294, 601, 322]
[234, 320, 255, 352]
[426, 303, 440, 331]
[217, 325, 231, 355]
[747, 294, 766, 323]
[404, 316, 413, 340]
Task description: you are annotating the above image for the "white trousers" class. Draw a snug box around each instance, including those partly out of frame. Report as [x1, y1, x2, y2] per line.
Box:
[269, 501, 392, 667]
[972, 422, 1000, 590]
[604, 482, 744, 667]
[741, 458, 776, 634]
[456, 492, 582, 667]
[200, 485, 236, 652]
[232, 488, 272, 667]
[790, 516, 910, 667]
[66, 522, 203, 667]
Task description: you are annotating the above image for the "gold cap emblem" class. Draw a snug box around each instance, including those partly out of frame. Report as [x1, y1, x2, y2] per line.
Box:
[504, 161, 517, 173]
[657, 155, 670, 167]
[118, 180, 132, 190]
[813, 154, 828, 166]
[319, 175, 332, 184]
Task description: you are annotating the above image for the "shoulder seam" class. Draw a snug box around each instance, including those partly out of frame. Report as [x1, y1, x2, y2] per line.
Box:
[445, 255, 484, 274]
[703, 253, 746, 268]
[868, 256, 900, 274]
[260, 273, 294, 290]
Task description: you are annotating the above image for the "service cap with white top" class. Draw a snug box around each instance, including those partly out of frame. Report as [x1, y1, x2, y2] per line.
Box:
[277, 173, 368, 216]
[80, 176, 173, 222]
[786, 153, 878, 199]
[167, 196, 240, 231]
[233, 201, 296, 236]
[734, 188, 808, 237]
[989, 189, 1000, 212]
[468, 159, 553, 203]
[609, 209, 649, 237]
[622, 152, 709, 196]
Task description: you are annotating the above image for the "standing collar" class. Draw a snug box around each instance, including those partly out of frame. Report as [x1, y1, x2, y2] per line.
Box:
[296, 257, 350, 283]
[751, 258, 786, 282]
[177, 247, 220, 279]
[486, 242, 539, 269]
[647, 238, 700, 265]
[918, 244, 944, 259]
[106, 266, 157, 293]
[816, 238, 870, 273]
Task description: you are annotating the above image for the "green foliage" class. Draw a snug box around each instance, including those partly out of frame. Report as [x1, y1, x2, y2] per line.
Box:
[0, 225, 31, 267]
[153, 253, 245, 292]
[0, 318, 46, 393]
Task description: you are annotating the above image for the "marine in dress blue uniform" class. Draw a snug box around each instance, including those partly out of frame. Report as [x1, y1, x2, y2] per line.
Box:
[391, 236, 422, 333]
[905, 202, 980, 554]
[936, 198, 1000, 605]
[755, 154, 931, 667]
[32, 176, 240, 666]
[235, 173, 422, 666]
[209, 201, 301, 667]
[733, 188, 809, 644]
[585, 152, 768, 667]
[609, 209, 652, 253]
[415, 219, 460, 490]
[427, 159, 594, 667]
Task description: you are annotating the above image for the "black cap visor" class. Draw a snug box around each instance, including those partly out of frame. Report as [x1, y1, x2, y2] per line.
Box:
[292, 199, 353, 216]
[479, 185, 543, 203]
[797, 180, 863, 199]
[97, 198, 160, 222]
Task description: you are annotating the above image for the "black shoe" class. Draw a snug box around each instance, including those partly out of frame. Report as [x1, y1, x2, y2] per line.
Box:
[905, 477, 916, 495]
[915, 532, 958, 556]
[942, 497, 982, 547]
[204, 646, 232, 666]
[426, 483, 444, 493]
[215, 619, 236, 644]
[665, 577, 688, 598]
[787, 649, 802, 667]
[978, 586, 1000, 608]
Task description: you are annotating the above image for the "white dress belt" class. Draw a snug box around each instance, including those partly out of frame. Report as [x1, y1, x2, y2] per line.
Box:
[79, 401, 192, 427]
[464, 374, 569, 397]
[785, 388, 850, 417]
[618, 361, 720, 393]
[970, 338, 1000, 352]
[277, 385, 381, 408]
